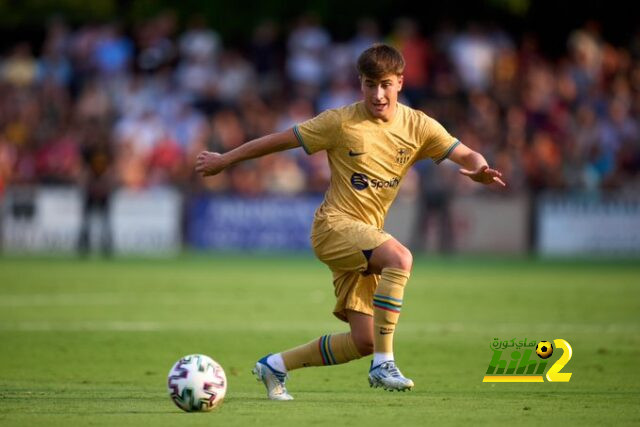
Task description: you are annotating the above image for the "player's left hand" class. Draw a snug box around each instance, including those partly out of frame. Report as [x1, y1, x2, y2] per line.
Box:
[195, 151, 228, 177]
[459, 165, 506, 186]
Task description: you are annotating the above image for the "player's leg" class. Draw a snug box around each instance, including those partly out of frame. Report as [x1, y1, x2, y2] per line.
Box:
[253, 272, 368, 400]
[253, 332, 364, 401]
[310, 219, 413, 390]
[366, 238, 415, 390]
[262, 272, 369, 371]
[367, 237, 413, 274]
[253, 218, 396, 399]
[345, 309, 373, 356]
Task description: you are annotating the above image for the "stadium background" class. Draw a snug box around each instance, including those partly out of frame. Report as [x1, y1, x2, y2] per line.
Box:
[0, 1, 639, 426]
[0, 0, 639, 255]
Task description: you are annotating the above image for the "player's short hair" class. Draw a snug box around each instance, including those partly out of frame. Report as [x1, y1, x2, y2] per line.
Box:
[357, 44, 405, 79]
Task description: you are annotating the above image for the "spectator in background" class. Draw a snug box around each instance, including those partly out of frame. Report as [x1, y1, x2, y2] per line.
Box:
[228, 161, 264, 197]
[35, 120, 81, 185]
[216, 50, 257, 103]
[179, 14, 221, 64]
[524, 130, 565, 192]
[0, 13, 638, 208]
[208, 108, 246, 153]
[38, 38, 73, 89]
[239, 94, 280, 140]
[1, 43, 38, 88]
[600, 98, 639, 187]
[249, 20, 283, 98]
[112, 74, 153, 118]
[148, 131, 184, 187]
[499, 106, 529, 192]
[286, 13, 331, 98]
[43, 16, 71, 61]
[165, 101, 208, 158]
[390, 18, 430, 107]
[113, 108, 165, 189]
[260, 154, 307, 195]
[68, 24, 102, 93]
[174, 48, 218, 102]
[411, 160, 457, 253]
[78, 122, 114, 256]
[567, 21, 603, 99]
[175, 15, 221, 105]
[135, 11, 177, 73]
[75, 79, 113, 122]
[447, 23, 497, 92]
[93, 23, 133, 77]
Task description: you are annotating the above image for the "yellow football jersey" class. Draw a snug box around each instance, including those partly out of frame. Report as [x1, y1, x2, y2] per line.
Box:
[294, 102, 459, 228]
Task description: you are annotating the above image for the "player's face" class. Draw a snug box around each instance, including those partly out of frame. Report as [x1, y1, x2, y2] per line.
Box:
[360, 74, 403, 122]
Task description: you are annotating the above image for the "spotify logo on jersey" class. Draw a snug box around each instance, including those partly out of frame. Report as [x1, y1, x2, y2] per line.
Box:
[350, 173, 400, 191]
[350, 173, 369, 190]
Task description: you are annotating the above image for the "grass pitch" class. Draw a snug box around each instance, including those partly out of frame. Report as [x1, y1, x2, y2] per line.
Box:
[0, 254, 639, 426]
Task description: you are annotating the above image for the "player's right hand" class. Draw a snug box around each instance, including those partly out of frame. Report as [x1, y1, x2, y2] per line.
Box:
[195, 151, 227, 177]
[459, 165, 506, 186]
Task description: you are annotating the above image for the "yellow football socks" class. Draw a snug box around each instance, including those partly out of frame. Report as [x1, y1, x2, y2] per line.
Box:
[373, 267, 410, 356]
[281, 332, 362, 370]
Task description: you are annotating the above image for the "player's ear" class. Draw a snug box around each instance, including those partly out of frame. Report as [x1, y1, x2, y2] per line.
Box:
[397, 75, 404, 91]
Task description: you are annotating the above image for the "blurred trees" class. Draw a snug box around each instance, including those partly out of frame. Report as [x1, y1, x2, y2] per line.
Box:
[0, 0, 636, 51]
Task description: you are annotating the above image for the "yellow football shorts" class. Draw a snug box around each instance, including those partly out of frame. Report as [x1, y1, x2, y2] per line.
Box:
[311, 215, 392, 322]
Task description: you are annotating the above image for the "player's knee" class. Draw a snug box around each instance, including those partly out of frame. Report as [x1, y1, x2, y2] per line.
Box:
[389, 245, 412, 272]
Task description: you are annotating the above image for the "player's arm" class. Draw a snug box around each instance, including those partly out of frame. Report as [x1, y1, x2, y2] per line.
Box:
[195, 128, 300, 177]
[447, 143, 506, 186]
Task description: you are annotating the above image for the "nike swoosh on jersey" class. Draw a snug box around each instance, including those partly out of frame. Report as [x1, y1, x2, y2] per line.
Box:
[348, 150, 366, 157]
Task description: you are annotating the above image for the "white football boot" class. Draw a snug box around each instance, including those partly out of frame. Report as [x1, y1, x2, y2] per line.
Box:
[368, 360, 414, 391]
[252, 355, 294, 400]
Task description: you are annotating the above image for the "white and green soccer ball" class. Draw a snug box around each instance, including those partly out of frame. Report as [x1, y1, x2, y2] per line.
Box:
[167, 354, 227, 412]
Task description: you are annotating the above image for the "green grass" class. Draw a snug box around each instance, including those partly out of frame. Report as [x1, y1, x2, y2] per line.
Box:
[0, 254, 639, 426]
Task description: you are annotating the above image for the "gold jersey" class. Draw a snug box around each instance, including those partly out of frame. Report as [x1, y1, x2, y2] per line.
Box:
[294, 102, 459, 228]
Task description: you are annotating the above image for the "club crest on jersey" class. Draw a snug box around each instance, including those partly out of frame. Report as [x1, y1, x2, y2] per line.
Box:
[395, 148, 412, 165]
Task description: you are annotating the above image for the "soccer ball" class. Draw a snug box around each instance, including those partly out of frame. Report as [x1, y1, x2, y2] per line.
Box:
[167, 354, 227, 412]
[535, 341, 554, 359]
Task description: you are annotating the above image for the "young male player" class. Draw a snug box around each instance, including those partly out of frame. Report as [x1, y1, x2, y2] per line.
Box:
[195, 44, 505, 400]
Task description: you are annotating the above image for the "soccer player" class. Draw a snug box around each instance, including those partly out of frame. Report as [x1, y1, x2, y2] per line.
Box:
[195, 44, 505, 400]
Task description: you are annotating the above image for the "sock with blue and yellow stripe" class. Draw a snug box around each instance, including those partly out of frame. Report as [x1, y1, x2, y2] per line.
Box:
[281, 332, 362, 371]
[373, 267, 410, 361]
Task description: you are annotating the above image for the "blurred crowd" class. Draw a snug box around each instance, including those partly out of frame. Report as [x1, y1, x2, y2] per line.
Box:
[1, 13, 639, 200]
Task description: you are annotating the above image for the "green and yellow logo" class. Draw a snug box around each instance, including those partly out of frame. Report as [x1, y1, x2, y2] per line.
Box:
[483, 338, 573, 383]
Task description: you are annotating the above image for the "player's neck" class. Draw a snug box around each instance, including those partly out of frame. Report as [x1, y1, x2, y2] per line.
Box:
[363, 101, 398, 123]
